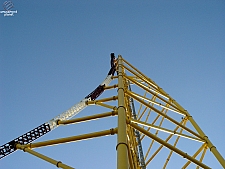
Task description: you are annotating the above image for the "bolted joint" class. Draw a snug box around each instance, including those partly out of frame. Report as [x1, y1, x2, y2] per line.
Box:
[183, 153, 188, 159]
[112, 96, 117, 100]
[110, 128, 118, 135]
[56, 161, 62, 168]
[112, 109, 118, 115]
[210, 146, 216, 152]
[56, 120, 61, 126]
[86, 100, 95, 105]
[203, 135, 208, 142]
[16, 144, 26, 152]
[113, 84, 118, 88]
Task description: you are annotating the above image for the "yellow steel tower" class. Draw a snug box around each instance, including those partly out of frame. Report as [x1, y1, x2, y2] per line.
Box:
[1, 55, 225, 169]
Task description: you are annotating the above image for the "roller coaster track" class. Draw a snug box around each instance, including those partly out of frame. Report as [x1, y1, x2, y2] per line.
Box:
[1, 54, 225, 169]
[0, 54, 117, 160]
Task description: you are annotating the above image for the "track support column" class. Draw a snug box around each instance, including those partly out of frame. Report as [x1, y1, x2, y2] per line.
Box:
[116, 55, 128, 169]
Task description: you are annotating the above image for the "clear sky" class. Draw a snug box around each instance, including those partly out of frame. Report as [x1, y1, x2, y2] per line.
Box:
[0, 1, 225, 169]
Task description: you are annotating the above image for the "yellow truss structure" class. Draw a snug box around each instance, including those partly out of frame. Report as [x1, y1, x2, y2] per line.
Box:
[16, 55, 225, 169]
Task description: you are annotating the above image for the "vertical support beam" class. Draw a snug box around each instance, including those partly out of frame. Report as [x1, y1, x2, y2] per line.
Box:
[117, 55, 128, 169]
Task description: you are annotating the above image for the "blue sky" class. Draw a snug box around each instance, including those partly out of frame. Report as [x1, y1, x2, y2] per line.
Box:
[0, 1, 225, 169]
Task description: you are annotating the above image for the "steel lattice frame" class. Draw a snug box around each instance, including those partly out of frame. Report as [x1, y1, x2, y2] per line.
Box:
[1, 55, 225, 169]
[116, 56, 225, 169]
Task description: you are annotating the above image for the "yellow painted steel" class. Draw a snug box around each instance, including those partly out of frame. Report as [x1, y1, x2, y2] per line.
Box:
[87, 96, 118, 104]
[182, 143, 207, 168]
[122, 64, 159, 92]
[117, 55, 128, 169]
[144, 115, 162, 160]
[137, 90, 148, 118]
[129, 122, 211, 169]
[122, 58, 158, 89]
[126, 90, 203, 139]
[127, 126, 139, 169]
[144, 70, 225, 168]
[163, 120, 187, 169]
[95, 102, 117, 110]
[111, 75, 119, 79]
[131, 118, 204, 142]
[129, 90, 184, 115]
[58, 111, 117, 125]
[86, 96, 118, 110]
[145, 119, 187, 165]
[23, 128, 117, 149]
[123, 59, 225, 168]
[196, 146, 208, 169]
[137, 95, 156, 121]
[16, 144, 74, 169]
[140, 113, 160, 141]
[124, 74, 186, 115]
[104, 84, 118, 90]
[14, 55, 225, 169]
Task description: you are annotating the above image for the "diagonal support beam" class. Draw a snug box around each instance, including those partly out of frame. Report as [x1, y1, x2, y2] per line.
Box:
[170, 99, 225, 168]
[126, 90, 203, 139]
[16, 144, 74, 169]
[129, 122, 211, 169]
[124, 75, 186, 115]
[122, 58, 159, 90]
[131, 118, 204, 142]
[129, 90, 184, 115]
[145, 118, 187, 165]
[182, 143, 207, 168]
